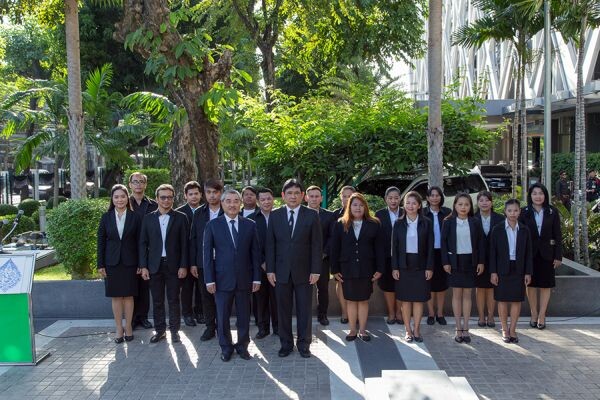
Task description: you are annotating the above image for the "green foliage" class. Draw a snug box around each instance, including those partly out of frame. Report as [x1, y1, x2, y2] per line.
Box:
[327, 194, 385, 216]
[551, 153, 600, 186]
[46, 195, 67, 209]
[124, 168, 170, 199]
[31, 209, 39, 229]
[0, 214, 35, 241]
[18, 198, 40, 216]
[46, 199, 109, 279]
[0, 204, 18, 215]
[554, 200, 600, 269]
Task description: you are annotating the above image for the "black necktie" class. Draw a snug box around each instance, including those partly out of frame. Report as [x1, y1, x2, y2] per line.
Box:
[288, 210, 294, 236]
[230, 220, 238, 248]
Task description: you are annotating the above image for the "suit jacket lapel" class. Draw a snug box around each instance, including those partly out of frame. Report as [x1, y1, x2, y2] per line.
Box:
[165, 210, 175, 236]
[468, 217, 477, 247]
[122, 209, 133, 238]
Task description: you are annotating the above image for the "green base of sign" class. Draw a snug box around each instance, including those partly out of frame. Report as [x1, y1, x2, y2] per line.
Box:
[0, 293, 34, 363]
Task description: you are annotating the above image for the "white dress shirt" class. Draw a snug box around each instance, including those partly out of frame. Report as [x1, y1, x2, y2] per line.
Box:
[388, 208, 400, 226]
[353, 220, 363, 239]
[286, 205, 300, 234]
[505, 220, 519, 261]
[481, 214, 491, 235]
[405, 216, 419, 254]
[431, 210, 441, 249]
[534, 208, 544, 235]
[242, 208, 255, 218]
[158, 212, 170, 257]
[209, 207, 221, 220]
[115, 209, 126, 240]
[456, 218, 472, 254]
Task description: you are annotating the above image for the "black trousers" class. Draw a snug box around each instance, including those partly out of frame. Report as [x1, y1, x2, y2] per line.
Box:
[276, 280, 312, 352]
[181, 273, 203, 317]
[316, 258, 330, 316]
[198, 267, 217, 331]
[149, 260, 182, 333]
[255, 270, 278, 333]
[133, 276, 150, 321]
[215, 289, 251, 355]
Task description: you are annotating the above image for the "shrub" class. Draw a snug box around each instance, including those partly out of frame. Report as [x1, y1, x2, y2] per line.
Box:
[123, 168, 170, 199]
[0, 204, 18, 215]
[98, 187, 109, 198]
[18, 199, 40, 216]
[46, 199, 109, 279]
[0, 214, 35, 242]
[47, 195, 68, 209]
[553, 200, 600, 269]
[327, 193, 386, 216]
[552, 152, 600, 186]
[31, 210, 39, 229]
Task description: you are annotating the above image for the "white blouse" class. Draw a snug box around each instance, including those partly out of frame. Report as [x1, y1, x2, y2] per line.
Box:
[456, 218, 472, 254]
[480, 214, 491, 235]
[353, 220, 363, 239]
[115, 209, 126, 240]
[405, 216, 419, 254]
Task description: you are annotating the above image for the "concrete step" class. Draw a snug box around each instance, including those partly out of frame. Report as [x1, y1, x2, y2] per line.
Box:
[364, 370, 478, 400]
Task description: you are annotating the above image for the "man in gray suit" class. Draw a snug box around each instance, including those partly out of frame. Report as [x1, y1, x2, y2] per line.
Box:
[266, 179, 322, 358]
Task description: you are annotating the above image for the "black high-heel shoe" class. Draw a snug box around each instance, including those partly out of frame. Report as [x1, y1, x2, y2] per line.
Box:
[462, 329, 471, 344]
[124, 335, 134, 342]
[114, 336, 124, 344]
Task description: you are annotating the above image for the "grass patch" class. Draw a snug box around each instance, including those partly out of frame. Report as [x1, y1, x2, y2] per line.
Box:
[34, 263, 71, 281]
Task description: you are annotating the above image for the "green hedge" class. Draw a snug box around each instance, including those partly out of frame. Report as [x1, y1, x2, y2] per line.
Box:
[18, 199, 40, 216]
[0, 214, 35, 242]
[123, 168, 170, 199]
[46, 199, 109, 279]
[327, 194, 387, 216]
[47, 195, 68, 209]
[552, 152, 600, 186]
[0, 204, 18, 215]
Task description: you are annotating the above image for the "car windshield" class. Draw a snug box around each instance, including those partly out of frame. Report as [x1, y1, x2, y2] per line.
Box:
[481, 166, 509, 174]
[357, 177, 413, 197]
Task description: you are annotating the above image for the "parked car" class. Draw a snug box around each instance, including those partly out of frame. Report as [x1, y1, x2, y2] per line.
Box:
[477, 165, 512, 192]
[356, 168, 489, 208]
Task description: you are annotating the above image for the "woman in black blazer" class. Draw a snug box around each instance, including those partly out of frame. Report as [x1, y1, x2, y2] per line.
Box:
[490, 199, 533, 343]
[423, 186, 452, 326]
[375, 186, 404, 325]
[392, 191, 434, 342]
[519, 183, 562, 329]
[474, 191, 505, 328]
[331, 193, 384, 342]
[441, 193, 485, 343]
[97, 184, 142, 343]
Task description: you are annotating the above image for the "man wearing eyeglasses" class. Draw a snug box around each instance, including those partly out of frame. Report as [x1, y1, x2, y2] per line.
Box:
[139, 184, 189, 344]
[128, 172, 158, 330]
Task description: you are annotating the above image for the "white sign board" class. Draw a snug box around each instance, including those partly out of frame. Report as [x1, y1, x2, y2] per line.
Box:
[0, 252, 36, 294]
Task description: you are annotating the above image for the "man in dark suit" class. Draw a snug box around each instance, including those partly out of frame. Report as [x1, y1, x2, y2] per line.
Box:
[266, 179, 322, 358]
[330, 185, 356, 324]
[139, 184, 189, 344]
[241, 186, 260, 217]
[305, 185, 335, 326]
[128, 172, 158, 330]
[203, 189, 262, 361]
[250, 188, 278, 339]
[189, 179, 224, 341]
[176, 181, 204, 327]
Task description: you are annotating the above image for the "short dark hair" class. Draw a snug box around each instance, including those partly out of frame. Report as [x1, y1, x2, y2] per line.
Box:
[427, 186, 445, 206]
[339, 185, 356, 195]
[108, 184, 131, 211]
[282, 178, 303, 193]
[204, 179, 223, 192]
[128, 172, 147, 183]
[306, 185, 322, 193]
[257, 187, 274, 197]
[184, 181, 202, 194]
[384, 186, 401, 198]
[155, 183, 175, 198]
[241, 186, 258, 196]
[504, 198, 521, 208]
[527, 182, 550, 208]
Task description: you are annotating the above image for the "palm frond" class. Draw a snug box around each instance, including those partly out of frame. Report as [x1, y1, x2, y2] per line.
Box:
[13, 130, 54, 173]
[120, 92, 179, 121]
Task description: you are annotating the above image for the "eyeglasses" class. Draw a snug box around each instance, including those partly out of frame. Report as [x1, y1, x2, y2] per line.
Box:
[131, 180, 146, 185]
[159, 195, 174, 201]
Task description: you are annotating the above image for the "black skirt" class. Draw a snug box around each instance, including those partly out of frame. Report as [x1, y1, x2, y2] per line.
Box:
[529, 253, 556, 288]
[448, 254, 476, 288]
[377, 258, 396, 293]
[430, 249, 449, 292]
[105, 264, 139, 297]
[494, 261, 526, 302]
[475, 256, 493, 288]
[342, 278, 373, 301]
[395, 254, 431, 302]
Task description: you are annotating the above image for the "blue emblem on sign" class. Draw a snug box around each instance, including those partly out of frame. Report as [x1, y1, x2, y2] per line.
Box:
[0, 258, 21, 292]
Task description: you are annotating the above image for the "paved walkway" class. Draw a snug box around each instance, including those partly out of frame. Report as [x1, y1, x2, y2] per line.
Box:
[1, 317, 600, 399]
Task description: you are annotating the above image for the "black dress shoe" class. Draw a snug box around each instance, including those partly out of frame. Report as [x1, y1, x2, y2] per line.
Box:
[510, 336, 519, 343]
[340, 317, 349, 324]
[124, 335, 134, 342]
[413, 336, 423, 343]
[140, 319, 153, 329]
[529, 320, 537, 328]
[436, 316, 447, 325]
[426, 316, 435, 325]
[278, 348, 292, 357]
[345, 334, 357, 341]
[150, 332, 166, 343]
[237, 350, 251, 360]
[386, 318, 396, 325]
[184, 316, 197, 327]
[272, 329, 279, 336]
[114, 336, 124, 344]
[200, 329, 216, 341]
[318, 315, 330, 326]
[477, 320, 486, 327]
[255, 330, 269, 340]
[196, 314, 205, 325]
[358, 333, 371, 342]
[537, 323, 546, 330]
[396, 318, 404, 325]
[221, 352, 232, 362]
[171, 332, 181, 343]
[298, 348, 311, 358]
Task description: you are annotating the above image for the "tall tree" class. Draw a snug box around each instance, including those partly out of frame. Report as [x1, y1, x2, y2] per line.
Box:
[428, 0, 443, 188]
[453, 0, 544, 199]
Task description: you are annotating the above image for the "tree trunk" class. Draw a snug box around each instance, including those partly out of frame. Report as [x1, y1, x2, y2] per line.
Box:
[520, 41, 528, 203]
[511, 46, 521, 199]
[53, 153, 61, 207]
[576, 16, 589, 264]
[170, 122, 196, 205]
[427, 0, 443, 189]
[64, 0, 87, 200]
[260, 45, 276, 109]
